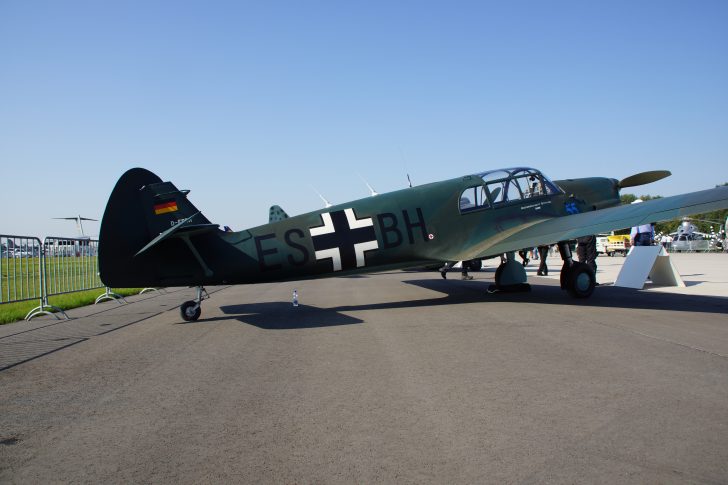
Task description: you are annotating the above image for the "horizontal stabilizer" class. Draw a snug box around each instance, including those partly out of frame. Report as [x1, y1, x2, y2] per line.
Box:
[135, 213, 218, 257]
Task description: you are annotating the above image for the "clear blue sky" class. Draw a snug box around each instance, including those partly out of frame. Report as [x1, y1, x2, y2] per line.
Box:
[1, 0, 726, 237]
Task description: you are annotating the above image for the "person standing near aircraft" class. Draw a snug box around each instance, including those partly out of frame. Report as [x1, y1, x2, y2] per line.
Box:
[440, 261, 473, 280]
[630, 224, 654, 246]
[660, 233, 671, 250]
[536, 245, 550, 276]
[629, 199, 654, 247]
[576, 236, 598, 275]
[518, 249, 530, 267]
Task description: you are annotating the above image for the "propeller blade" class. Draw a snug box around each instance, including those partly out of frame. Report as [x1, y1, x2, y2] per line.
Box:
[618, 170, 671, 189]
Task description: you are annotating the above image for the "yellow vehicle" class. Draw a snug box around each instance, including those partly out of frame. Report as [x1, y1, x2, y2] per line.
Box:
[605, 234, 631, 257]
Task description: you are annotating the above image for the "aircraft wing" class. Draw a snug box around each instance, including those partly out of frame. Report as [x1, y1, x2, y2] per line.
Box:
[482, 186, 728, 256]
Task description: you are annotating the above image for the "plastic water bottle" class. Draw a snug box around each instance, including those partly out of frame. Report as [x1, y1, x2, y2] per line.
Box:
[292, 289, 299, 307]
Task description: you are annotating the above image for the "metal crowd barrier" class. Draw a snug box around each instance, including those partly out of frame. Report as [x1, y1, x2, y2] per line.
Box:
[43, 236, 102, 297]
[692, 240, 713, 252]
[671, 239, 714, 252]
[26, 236, 126, 320]
[1, 235, 43, 306]
[0, 235, 131, 321]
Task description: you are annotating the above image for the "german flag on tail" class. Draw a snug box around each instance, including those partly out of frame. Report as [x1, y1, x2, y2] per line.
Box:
[154, 200, 178, 215]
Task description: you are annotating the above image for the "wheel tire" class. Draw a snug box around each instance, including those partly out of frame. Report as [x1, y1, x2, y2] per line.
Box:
[180, 300, 201, 321]
[494, 264, 504, 286]
[565, 262, 595, 299]
[468, 259, 482, 272]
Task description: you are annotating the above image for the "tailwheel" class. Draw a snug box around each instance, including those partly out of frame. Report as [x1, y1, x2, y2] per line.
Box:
[564, 262, 595, 299]
[180, 300, 201, 321]
[179, 286, 208, 322]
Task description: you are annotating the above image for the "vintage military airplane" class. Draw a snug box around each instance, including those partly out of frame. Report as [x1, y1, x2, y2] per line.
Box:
[99, 167, 728, 321]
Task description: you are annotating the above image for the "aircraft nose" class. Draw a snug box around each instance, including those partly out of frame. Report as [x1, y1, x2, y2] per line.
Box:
[611, 178, 620, 194]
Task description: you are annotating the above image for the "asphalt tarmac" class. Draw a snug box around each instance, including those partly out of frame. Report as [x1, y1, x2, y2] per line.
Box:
[1, 253, 727, 483]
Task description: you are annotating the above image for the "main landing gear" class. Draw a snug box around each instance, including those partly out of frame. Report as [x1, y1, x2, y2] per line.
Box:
[557, 242, 595, 298]
[180, 286, 209, 322]
[489, 242, 596, 298]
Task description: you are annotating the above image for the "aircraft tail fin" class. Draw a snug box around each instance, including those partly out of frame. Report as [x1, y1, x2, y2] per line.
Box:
[269, 205, 289, 223]
[99, 168, 214, 287]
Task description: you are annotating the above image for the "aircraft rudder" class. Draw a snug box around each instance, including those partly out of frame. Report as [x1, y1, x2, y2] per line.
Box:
[99, 168, 211, 287]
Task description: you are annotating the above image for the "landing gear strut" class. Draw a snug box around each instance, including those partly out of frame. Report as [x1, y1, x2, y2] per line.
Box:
[558, 242, 595, 298]
[180, 286, 209, 322]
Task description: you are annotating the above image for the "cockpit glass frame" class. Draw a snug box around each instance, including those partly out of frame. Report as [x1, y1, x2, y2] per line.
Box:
[458, 167, 562, 214]
[479, 167, 562, 206]
[459, 185, 491, 213]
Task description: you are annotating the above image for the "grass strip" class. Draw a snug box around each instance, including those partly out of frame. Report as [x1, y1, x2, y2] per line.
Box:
[0, 288, 143, 325]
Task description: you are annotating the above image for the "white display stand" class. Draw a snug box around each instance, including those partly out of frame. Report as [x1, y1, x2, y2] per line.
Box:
[614, 246, 685, 289]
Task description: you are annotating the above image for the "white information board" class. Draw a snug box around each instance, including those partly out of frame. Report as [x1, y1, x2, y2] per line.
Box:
[614, 246, 685, 289]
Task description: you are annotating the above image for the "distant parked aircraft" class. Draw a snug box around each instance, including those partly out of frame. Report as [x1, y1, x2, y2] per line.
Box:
[53, 215, 97, 238]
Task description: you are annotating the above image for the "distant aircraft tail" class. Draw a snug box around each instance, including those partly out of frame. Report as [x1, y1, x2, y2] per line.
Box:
[99, 168, 215, 287]
[268, 205, 289, 223]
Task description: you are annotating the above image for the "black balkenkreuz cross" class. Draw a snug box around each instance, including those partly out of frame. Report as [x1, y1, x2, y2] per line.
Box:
[309, 208, 379, 272]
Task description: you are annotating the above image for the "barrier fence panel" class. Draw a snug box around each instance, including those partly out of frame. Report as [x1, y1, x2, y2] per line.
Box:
[1, 233, 135, 322]
[697, 240, 713, 252]
[25, 237, 106, 321]
[671, 239, 720, 253]
[43, 236, 103, 297]
[0, 235, 43, 305]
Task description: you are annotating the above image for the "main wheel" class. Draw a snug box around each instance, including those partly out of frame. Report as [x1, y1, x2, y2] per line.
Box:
[180, 300, 201, 321]
[565, 262, 595, 298]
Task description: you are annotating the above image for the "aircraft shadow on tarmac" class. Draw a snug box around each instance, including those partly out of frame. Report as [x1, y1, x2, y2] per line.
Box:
[217, 303, 364, 329]
[401, 279, 728, 314]
[216, 278, 727, 329]
[397, 279, 728, 314]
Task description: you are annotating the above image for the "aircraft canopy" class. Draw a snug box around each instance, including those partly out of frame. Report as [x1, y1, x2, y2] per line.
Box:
[459, 167, 562, 212]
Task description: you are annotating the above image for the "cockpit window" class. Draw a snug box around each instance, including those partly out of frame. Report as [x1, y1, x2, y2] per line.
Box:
[459, 185, 490, 212]
[481, 170, 510, 183]
[487, 183, 506, 204]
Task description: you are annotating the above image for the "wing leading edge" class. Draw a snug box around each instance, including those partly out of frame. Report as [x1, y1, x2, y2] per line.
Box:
[482, 186, 728, 257]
